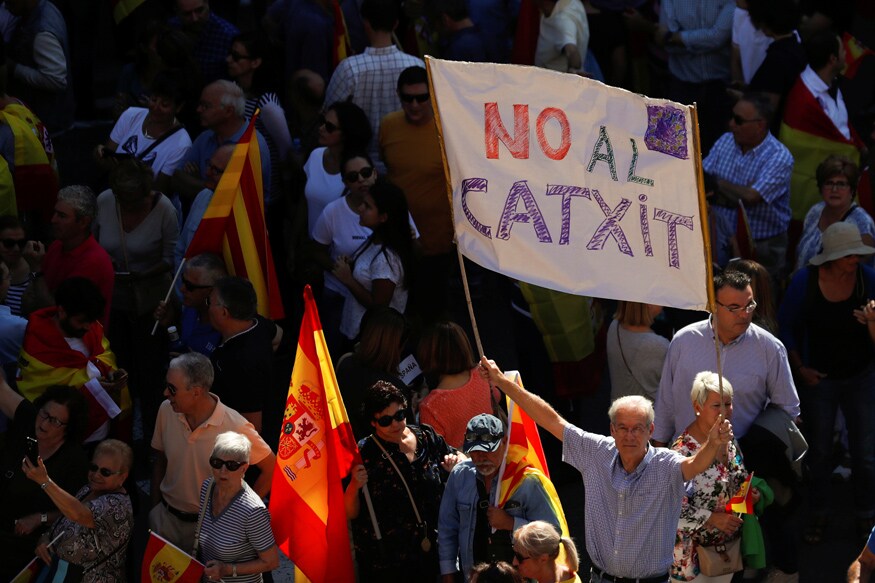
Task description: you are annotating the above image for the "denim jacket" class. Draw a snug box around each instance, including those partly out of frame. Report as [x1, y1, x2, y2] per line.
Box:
[438, 460, 562, 578]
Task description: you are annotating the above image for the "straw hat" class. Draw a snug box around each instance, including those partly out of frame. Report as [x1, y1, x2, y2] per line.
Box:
[809, 222, 875, 265]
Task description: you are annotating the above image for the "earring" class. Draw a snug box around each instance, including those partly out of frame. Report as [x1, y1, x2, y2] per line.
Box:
[695, 411, 700, 416]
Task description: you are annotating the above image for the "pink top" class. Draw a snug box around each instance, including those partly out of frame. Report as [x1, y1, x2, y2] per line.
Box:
[419, 367, 501, 449]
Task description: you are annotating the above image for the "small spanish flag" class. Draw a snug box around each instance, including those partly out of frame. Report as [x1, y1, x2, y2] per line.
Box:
[842, 33, 874, 80]
[725, 472, 755, 515]
[10, 556, 43, 583]
[141, 531, 204, 583]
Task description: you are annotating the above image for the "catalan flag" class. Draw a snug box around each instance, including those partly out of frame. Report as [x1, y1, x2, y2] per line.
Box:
[269, 285, 359, 583]
[725, 472, 755, 515]
[185, 113, 284, 320]
[141, 531, 204, 583]
[496, 372, 569, 539]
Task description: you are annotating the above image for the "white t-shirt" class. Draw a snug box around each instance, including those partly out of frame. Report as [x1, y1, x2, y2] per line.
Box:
[109, 107, 193, 178]
[340, 241, 407, 340]
[535, 0, 590, 72]
[303, 147, 345, 238]
[313, 196, 371, 296]
[731, 8, 772, 84]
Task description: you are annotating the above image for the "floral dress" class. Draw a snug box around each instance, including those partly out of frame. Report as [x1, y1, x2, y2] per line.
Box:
[670, 432, 747, 581]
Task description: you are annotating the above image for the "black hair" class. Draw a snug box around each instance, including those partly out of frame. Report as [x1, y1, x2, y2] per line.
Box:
[213, 276, 257, 320]
[360, 0, 399, 33]
[713, 270, 752, 294]
[33, 385, 88, 443]
[54, 277, 106, 321]
[325, 100, 373, 154]
[805, 29, 841, 71]
[740, 92, 775, 126]
[150, 69, 188, 108]
[361, 380, 407, 420]
[435, 0, 469, 22]
[747, 0, 799, 35]
[397, 66, 428, 93]
[369, 177, 415, 287]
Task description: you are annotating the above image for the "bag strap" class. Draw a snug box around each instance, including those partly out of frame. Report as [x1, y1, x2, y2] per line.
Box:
[369, 435, 423, 525]
[615, 323, 646, 388]
[192, 478, 214, 557]
[137, 124, 185, 161]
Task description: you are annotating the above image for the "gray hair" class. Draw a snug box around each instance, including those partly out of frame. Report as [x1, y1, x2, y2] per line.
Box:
[169, 352, 214, 390]
[211, 431, 251, 463]
[187, 252, 228, 284]
[608, 395, 655, 426]
[690, 371, 734, 407]
[94, 438, 134, 473]
[213, 80, 246, 117]
[57, 185, 97, 221]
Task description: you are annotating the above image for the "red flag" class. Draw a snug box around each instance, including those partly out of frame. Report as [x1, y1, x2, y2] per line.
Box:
[330, 0, 353, 67]
[185, 113, 284, 320]
[269, 285, 359, 583]
[725, 472, 755, 515]
[842, 33, 875, 80]
[141, 531, 204, 583]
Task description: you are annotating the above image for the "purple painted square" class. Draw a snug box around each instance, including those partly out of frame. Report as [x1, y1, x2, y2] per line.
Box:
[644, 105, 689, 160]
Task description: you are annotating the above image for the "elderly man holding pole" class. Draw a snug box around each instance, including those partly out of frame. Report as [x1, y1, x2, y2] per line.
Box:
[479, 357, 734, 583]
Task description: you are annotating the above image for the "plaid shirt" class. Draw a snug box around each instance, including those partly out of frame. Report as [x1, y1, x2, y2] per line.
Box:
[325, 46, 423, 167]
[704, 131, 793, 240]
[169, 13, 238, 83]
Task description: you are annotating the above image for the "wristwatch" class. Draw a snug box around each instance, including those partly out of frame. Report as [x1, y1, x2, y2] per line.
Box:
[231, 564, 237, 577]
[40, 513, 47, 524]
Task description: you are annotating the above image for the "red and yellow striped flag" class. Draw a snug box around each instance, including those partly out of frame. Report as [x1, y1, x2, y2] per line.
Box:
[185, 114, 284, 320]
[10, 556, 43, 583]
[725, 472, 755, 515]
[842, 33, 874, 80]
[269, 285, 359, 583]
[331, 0, 353, 66]
[141, 531, 204, 583]
[497, 372, 569, 539]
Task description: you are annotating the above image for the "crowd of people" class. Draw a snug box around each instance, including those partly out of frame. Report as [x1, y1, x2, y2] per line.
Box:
[0, 0, 873, 581]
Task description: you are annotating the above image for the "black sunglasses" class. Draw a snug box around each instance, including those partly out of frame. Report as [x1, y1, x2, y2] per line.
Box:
[731, 114, 762, 126]
[89, 463, 122, 477]
[343, 166, 375, 183]
[513, 550, 531, 563]
[209, 457, 246, 471]
[165, 382, 179, 396]
[319, 115, 340, 133]
[228, 49, 253, 62]
[181, 276, 213, 292]
[464, 431, 502, 444]
[1, 238, 27, 249]
[374, 408, 406, 427]
[400, 92, 429, 104]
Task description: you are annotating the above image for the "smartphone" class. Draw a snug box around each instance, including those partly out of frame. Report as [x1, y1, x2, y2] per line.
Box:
[25, 436, 38, 465]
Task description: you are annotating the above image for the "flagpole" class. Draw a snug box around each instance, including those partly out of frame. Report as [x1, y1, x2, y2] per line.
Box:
[11, 530, 65, 581]
[150, 258, 187, 336]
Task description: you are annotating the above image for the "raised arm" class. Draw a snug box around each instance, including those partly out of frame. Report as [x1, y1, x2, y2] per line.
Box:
[679, 414, 733, 481]
[479, 356, 568, 441]
[22, 457, 96, 528]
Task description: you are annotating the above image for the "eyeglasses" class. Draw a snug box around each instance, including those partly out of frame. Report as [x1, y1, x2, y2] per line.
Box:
[513, 550, 531, 563]
[38, 408, 68, 427]
[823, 179, 851, 191]
[89, 463, 123, 477]
[343, 166, 375, 183]
[209, 457, 246, 471]
[1, 238, 27, 249]
[374, 408, 406, 427]
[731, 114, 762, 126]
[716, 299, 757, 314]
[400, 92, 430, 104]
[206, 296, 225, 308]
[319, 115, 340, 133]
[181, 276, 213, 292]
[464, 431, 502, 444]
[165, 382, 180, 396]
[611, 423, 649, 436]
[207, 162, 226, 175]
[228, 50, 253, 62]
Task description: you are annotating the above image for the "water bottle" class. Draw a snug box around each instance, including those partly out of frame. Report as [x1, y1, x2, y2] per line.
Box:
[167, 326, 188, 356]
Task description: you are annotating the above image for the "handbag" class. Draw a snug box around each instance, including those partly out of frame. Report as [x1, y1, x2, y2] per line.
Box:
[192, 478, 214, 559]
[114, 197, 172, 316]
[697, 537, 743, 576]
[369, 436, 434, 554]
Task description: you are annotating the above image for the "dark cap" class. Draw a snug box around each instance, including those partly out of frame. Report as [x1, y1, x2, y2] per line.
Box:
[463, 414, 504, 453]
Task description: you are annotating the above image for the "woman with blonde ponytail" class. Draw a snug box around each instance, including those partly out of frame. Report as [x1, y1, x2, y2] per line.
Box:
[512, 520, 581, 583]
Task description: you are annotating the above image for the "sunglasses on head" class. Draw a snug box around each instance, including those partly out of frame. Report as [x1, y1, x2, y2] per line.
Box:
[209, 457, 246, 471]
[464, 431, 502, 444]
[319, 115, 340, 133]
[181, 276, 213, 292]
[89, 463, 122, 477]
[374, 408, 406, 427]
[400, 92, 429, 104]
[1, 238, 27, 249]
[343, 166, 375, 183]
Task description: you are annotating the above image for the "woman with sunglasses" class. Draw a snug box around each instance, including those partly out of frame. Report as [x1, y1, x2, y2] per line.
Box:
[0, 214, 32, 316]
[512, 520, 581, 583]
[303, 101, 373, 240]
[345, 380, 463, 580]
[197, 431, 279, 582]
[795, 155, 875, 272]
[22, 439, 133, 582]
[0, 373, 89, 581]
[334, 177, 416, 343]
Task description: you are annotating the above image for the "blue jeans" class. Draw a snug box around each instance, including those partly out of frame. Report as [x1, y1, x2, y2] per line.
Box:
[800, 363, 875, 518]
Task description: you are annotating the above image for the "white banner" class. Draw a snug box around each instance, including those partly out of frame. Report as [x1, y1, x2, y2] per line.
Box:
[428, 58, 709, 310]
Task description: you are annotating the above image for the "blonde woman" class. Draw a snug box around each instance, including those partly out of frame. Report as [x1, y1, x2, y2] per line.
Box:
[512, 520, 581, 583]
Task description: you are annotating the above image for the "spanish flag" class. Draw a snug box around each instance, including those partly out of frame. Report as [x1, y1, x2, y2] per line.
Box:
[496, 372, 569, 538]
[269, 285, 359, 583]
[330, 0, 352, 66]
[141, 531, 204, 583]
[725, 472, 755, 515]
[10, 556, 43, 583]
[842, 33, 874, 80]
[185, 113, 284, 320]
